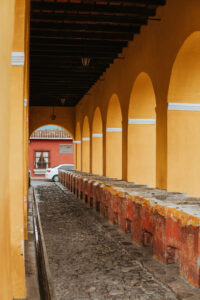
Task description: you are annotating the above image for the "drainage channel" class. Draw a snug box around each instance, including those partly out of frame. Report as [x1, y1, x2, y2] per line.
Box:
[32, 188, 57, 300]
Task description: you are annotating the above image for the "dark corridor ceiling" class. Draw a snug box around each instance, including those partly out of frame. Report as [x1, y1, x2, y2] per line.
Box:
[30, 0, 166, 107]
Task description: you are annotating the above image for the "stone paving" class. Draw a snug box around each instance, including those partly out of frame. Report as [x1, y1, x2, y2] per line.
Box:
[34, 182, 200, 300]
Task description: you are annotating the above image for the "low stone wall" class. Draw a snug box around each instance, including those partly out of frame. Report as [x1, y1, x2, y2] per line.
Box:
[58, 170, 200, 288]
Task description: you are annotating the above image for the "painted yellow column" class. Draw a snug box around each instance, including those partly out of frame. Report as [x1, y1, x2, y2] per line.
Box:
[167, 104, 200, 196]
[167, 32, 200, 196]
[128, 120, 156, 187]
[23, 0, 30, 241]
[103, 126, 107, 176]
[77, 143, 82, 170]
[0, 0, 15, 299]
[92, 107, 103, 175]
[156, 103, 167, 189]
[74, 141, 81, 170]
[75, 123, 81, 170]
[82, 116, 90, 172]
[82, 137, 90, 172]
[106, 94, 123, 179]
[122, 117, 128, 181]
[92, 134, 103, 175]
[106, 128, 122, 179]
[74, 143, 77, 169]
[127, 72, 157, 187]
[9, 0, 27, 297]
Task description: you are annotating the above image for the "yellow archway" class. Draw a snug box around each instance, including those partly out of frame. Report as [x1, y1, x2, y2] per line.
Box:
[128, 72, 156, 187]
[167, 31, 200, 196]
[82, 116, 90, 172]
[29, 106, 75, 139]
[106, 94, 122, 179]
[29, 123, 72, 138]
[75, 122, 81, 170]
[92, 107, 103, 175]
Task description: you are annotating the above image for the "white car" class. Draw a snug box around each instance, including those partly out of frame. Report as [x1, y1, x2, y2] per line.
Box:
[45, 164, 74, 182]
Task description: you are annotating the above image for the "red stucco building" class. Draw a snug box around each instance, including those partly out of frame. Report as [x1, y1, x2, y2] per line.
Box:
[29, 129, 74, 177]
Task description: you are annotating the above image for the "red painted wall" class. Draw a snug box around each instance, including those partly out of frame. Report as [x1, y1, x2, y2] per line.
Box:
[29, 139, 74, 177]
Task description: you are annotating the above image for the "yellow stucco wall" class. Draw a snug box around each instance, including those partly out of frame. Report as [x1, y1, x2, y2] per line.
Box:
[75, 0, 200, 194]
[92, 107, 103, 175]
[128, 125, 156, 186]
[0, 0, 15, 299]
[106, 95, 122, 179]
[128, 72, 156, 187]
[23, 0, 30, 241]
[29, 106, 75, 138]
[9, 0, 28, 298]
[168, 111, 200, 196]
[75, 122, 81, 170]
[167, 32, 200, 196]
[82, 116, 90, 172]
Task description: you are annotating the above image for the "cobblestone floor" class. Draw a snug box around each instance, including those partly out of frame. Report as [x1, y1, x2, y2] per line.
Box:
[34, 182, 200, 300]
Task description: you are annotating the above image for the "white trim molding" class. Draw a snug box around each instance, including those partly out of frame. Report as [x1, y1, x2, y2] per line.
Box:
[106, 128, 122, 132]
[92, 133, 103, 138]
[82, 137, 90, 141]
[11, 52, 25, 66]
[24, 98, 28, 107]
[128, 118, 156, 125]
[74, 140, 81, 144]
[168, 102, 200, 111]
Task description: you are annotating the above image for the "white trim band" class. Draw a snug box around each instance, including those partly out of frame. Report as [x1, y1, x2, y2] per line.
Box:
[168, 103, 200, 111]
[74, 140, 81, 144]
[30, 137, 72, 140]
[92, 133, 103, 138]
[106, 128, 122, 132]
[11, 52, 25, 66]
[82, 137, 90, 141]
[128, 118, 156, 125]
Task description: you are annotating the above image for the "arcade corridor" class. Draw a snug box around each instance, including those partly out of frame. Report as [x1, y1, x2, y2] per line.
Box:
[2, 0, 200, 299]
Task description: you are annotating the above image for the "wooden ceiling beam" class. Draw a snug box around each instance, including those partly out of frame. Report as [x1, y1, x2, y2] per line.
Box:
[30, 72, 105, 77]
[30, 76, 101, 82]
[30, 30, 135, 41]
[30, 12, 148, 26]
[30, 92, 83, 96]
[30, 50, 117, 56]
[30, 65, 108, 70]
[30, 90, 89, 94]
[31, 2, 156, 16]
[30, 81, 99, 86]
[30, 38, 128, 47]
[30, 52, 116, 60]
[30, 92, 85, 96]
[31, 0, 165, 6]
[30, 45, 122, 53]
[30, 22, 141, 34]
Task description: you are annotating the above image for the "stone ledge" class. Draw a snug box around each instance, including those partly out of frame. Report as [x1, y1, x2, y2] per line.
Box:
[59, 170, 200, 288]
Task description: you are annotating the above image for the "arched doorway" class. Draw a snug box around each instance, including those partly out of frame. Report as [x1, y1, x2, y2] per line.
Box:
[82, 116, 90, 172]
[167, 32, 200, 196]
[128, 72, 156, 187]
[106, 94, 122, 179]
[29, 124, 74, 178]
[75, 122, 81, 170]
[92, 107, 103, 175]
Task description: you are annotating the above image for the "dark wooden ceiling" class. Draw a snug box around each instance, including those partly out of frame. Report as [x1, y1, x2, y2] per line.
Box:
[30, 0, 166, 107]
